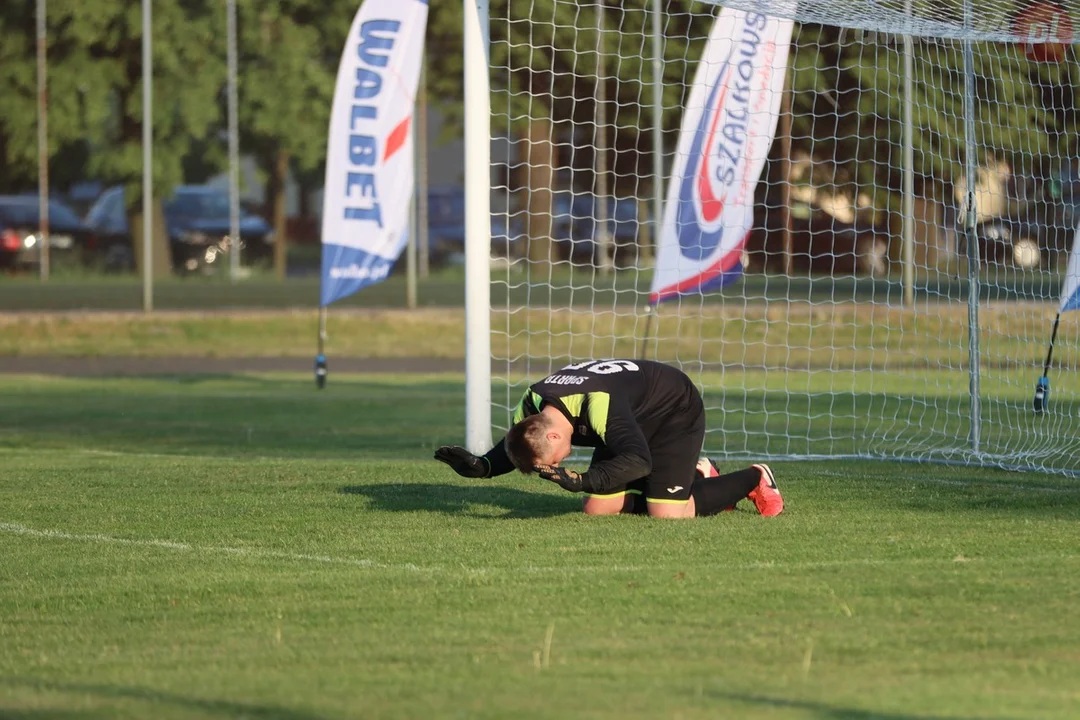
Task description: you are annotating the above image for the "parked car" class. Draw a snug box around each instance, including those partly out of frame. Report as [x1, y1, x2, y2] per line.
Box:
[957, 165, 1080, 269]
[0, 195, 99, 272]
[84, 185, 275, 273]
[1009, 173, 1079, 266]
[788, 210, 890, 276]
[958, 217, 1043, 269]
[66, 180, 107, 217]
[551, 191, 649, 266]
[426, 187, 522, 266]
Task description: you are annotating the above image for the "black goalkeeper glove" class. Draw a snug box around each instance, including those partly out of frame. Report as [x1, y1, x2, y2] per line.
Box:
[434, 446, 490, 478]
[535, 464, 588, 493]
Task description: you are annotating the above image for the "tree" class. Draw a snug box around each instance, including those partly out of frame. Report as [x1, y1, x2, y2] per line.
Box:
[426, 0, 712, 266]
[0, 0, 226, 276]
[790, 25, 1080, 224]
[232, 0, 356, 279]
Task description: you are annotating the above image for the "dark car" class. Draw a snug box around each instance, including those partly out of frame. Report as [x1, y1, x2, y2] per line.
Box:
[426, 187, 521, 266]
[551, 192, 649, 266]
[551, 191, 595, 263]
[954, 166, 1080, 270]
[788, 211, 890, 276]
[0, 195, 98, 272]
[85, 185, 275, 273]
[958, 218, 1043, 269]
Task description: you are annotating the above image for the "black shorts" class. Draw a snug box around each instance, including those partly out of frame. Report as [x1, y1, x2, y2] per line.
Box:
[584, 392, 705, 507]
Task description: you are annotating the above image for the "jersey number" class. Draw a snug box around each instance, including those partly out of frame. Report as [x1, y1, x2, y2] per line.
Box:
[563, 360, 640, 375]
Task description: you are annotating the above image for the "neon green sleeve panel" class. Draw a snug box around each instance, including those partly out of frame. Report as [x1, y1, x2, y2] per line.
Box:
[511, 391, 544, 424]
[559, 393, 585, 419]
[586, 392, 611, 441]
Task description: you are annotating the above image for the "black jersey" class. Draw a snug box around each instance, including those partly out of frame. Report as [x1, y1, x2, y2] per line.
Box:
[482, 359, 703, 492]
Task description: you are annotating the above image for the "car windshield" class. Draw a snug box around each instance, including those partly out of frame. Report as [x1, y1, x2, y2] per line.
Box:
[613, 198, 639, 221]
[428, 192, 464, 226]
[0, 199, 83, 227]
[169, 191, 231, 218]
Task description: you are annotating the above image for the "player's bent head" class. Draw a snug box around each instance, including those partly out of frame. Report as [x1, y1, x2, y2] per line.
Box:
[504, 413, 556, 473]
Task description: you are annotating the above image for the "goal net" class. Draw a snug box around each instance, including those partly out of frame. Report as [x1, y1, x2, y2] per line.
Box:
[479, 0, 1080, 476]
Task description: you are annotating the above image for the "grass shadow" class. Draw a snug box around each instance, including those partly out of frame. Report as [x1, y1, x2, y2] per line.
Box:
[0, 676, 327, 720]
[901, 481, 1080, 518]
[340, 482, 579, 519]
[706, 691, 1021, 720]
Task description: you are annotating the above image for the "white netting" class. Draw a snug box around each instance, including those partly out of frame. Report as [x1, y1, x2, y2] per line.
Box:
[704, 0, 1078, 43]
[485, 0, 1080, 476]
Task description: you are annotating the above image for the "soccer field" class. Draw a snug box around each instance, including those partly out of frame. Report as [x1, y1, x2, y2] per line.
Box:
[2, 373, 1079, 719]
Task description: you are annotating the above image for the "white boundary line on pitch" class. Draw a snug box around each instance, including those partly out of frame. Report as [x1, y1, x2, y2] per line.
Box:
[0, 522, 645, 575]
[3, 521, 1078, 577]
[0, 447, 345, 464]
[0, 448, 400, 465]
[0, 522, 425, 572]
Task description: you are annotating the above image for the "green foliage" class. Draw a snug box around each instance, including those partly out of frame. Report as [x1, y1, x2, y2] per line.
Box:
[786, 26, 1080, 205]
[238, 1, 328, 173]
[0, 0, 225, 196]
[2, 1, 1078, 211]
[428, 1, 713, 189]
[428, 4, 1080, 205]
[231, 0, 361, 190]
[429, 1, 712, 130]
[0, 0, 356, 199]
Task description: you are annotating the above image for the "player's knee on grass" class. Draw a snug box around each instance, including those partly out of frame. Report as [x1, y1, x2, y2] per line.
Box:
[582, 494, 633, 515]
[646, 500, 694, 519]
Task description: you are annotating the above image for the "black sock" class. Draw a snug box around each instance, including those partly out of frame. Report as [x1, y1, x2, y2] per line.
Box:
[627, 491, 648, 515]
[691, 467, 760, 517]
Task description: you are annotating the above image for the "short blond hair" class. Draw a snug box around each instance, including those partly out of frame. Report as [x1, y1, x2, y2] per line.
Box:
[504, 413, 555, 473]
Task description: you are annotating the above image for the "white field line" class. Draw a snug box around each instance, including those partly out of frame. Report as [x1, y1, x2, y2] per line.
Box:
[0, 447, 342, 464]
[3, 522, 1078, 577]
[0, 447, 413, 465]
[0, 522, 423, 572]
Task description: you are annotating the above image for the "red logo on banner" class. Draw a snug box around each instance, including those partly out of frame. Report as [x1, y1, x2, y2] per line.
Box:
[1014, 2, 1074, 63]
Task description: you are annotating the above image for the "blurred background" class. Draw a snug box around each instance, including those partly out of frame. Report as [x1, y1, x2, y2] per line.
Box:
[1, 1, 1078, 299]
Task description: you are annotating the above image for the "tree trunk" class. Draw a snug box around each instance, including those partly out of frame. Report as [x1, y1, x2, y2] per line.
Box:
[637, 194, 652, 265]
[779, 70, 794, 276]
[267, 148, 290, 281]
[525, 116, 555, 266]
[129, 198, 173, 278]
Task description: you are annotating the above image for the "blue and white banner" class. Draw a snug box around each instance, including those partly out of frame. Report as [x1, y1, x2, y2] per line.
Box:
[649, 8, 792, 304]
[320, 0, 428, 307]
[1060, 225, 1080, 313]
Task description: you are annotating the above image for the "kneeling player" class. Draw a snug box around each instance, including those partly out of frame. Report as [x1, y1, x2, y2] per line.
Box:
[434, 359, 783, 519]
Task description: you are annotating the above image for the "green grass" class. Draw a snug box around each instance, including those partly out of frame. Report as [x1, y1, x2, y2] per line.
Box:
[2, 374, 1080, 718]
[3, 302, 1078, 383]
[0, 266, 1065, 311]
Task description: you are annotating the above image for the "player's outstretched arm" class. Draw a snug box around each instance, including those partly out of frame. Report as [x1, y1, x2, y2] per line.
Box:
[433, 446, 490, 478]
[434, 438, 517, 478]
[480, 439, 516, 476]
[435, 390, 537, 479]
